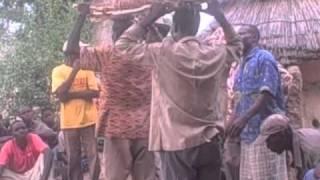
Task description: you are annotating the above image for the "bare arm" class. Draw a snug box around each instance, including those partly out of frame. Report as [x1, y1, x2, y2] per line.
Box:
[227, 91, 272, 137]
[54, 67, 80, 102]
[205, 0, 242, 63]
[206, 0, 236, 43]
[64, 3, 90, 56]
[115, 3, 169, 64]
[40, 148, 53, 180]
[65, 90, 99, 101]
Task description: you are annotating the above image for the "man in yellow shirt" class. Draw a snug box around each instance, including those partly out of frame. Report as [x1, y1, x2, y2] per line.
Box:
[51, 40, 100, 180]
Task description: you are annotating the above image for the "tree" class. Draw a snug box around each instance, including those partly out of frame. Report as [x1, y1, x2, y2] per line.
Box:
[0, 0, 92, 116]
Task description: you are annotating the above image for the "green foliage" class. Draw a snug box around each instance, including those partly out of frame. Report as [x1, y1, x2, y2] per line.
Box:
[0, 0, 92, 115]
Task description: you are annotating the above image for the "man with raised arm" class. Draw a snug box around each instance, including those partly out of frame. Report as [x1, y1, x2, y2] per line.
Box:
[116, 1, 242, 179]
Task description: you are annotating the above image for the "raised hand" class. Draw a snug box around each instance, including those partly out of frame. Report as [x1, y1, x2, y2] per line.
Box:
[76, 2, 91, 16]
[140, 2, 173, 27]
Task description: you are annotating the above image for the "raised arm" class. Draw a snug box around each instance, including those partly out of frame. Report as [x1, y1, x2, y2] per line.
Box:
[205, 0, 242, 63]
[52, 61, 81, 102]
[115, 3, 170, 64]
[64, 3, 90, 56]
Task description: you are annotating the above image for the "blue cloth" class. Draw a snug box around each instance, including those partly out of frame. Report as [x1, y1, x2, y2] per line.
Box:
[304, 169, 320, 180]
[234, 47, 284, 143]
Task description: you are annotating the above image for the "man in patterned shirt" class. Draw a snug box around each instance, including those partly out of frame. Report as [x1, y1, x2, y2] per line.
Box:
[226, 25, 287, 180]
[64, 3, 170, 180]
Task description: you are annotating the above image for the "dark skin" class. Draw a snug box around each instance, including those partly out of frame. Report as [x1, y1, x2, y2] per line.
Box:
[0, 121, 53, 180]
[139, 0, 233, 42]
[266, 130, 293, 155]
[41, 109, 56, 130]
[264, 128, 309, 179]
[225, 26, 272, 137]
[18, 107, 57, 145]
[54, 3, 99, 103]
[18, 106, 34, 127]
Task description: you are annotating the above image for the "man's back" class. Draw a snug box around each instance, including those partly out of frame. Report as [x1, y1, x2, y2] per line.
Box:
[116, 23, 242, 151]
[148, 35, 241, 151]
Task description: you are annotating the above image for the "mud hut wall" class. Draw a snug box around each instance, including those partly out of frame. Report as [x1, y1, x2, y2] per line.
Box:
[299, 61, 320, 128]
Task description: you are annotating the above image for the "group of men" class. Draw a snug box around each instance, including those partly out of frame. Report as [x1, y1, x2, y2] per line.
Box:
[0, 0, 320, 180]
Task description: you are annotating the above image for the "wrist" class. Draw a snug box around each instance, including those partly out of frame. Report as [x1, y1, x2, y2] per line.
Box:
[71, 68, 80, 75]
[78, 13, 87, 20]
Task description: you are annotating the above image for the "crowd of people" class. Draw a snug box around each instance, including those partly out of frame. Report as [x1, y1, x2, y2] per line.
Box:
[0, 0, 320, 180]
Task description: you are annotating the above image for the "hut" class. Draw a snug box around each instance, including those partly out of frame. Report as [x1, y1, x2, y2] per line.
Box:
[223, 0, 320, 128]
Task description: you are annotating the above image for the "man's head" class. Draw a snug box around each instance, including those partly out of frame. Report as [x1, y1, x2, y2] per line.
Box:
[172, 2, 200, 40]
[238, 25, 260, 52]
[256, 114, 292, 154]
[10, 120, 28, 141]
[41, 107, 55, 128]
[18, 106, 34, 124]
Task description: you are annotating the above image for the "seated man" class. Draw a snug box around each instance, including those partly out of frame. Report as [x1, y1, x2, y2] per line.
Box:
[18, 106, 57, 147]
[256, 114, 320, 179]
[0, 120, 53, 180]
[41, 107, 59, 132]
[304, 163, 320, 180]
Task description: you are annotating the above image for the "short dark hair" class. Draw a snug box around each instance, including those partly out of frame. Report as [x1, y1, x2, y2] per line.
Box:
[172, 2, 200, 35]
[9, 120, 24, 132]
[247, 24, 260, 41]
[41, 106, 53, 115]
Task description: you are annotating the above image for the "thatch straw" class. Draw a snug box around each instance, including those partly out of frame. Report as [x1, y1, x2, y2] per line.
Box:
[224, 0, 320, 64]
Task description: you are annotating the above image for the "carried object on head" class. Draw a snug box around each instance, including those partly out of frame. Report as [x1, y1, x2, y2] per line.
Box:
[75, 0, 207, 22]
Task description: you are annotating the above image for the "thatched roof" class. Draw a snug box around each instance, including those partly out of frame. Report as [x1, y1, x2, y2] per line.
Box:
[224, 0, 320, 65]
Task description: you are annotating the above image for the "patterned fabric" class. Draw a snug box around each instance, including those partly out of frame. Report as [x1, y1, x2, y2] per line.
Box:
[116, 24, 242, 151]
[240, 141, 288, 180]
[80, 44, 151, 139]
[233, 47, 284, 143]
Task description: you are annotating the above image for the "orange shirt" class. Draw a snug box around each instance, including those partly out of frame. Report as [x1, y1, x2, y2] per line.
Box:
[52, 64, 98, 129]
[0, 133, 48, 173]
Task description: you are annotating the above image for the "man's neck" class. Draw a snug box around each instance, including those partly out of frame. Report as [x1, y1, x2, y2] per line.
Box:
[243, 44, 258, 57]
[15, 138, 27, 150]
[24, 120, 34, 128]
